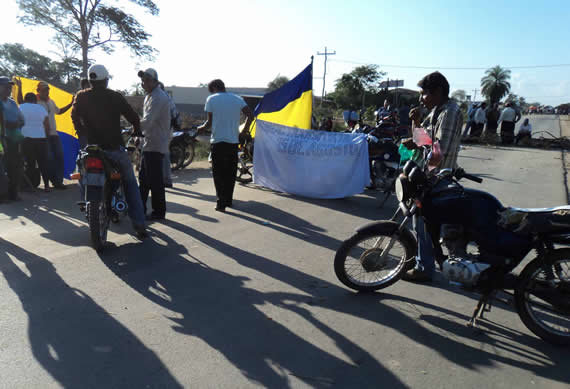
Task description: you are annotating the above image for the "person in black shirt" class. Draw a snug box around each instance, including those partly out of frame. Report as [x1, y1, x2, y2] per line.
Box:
[71, 64, 147, 238]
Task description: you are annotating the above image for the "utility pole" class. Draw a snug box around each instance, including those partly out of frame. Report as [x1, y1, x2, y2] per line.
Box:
[317, 46, 336, 106]
[472, 89, 478, 102]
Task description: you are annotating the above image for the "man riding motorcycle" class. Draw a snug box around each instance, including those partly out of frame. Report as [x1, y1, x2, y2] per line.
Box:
[71, 64, 148, 239]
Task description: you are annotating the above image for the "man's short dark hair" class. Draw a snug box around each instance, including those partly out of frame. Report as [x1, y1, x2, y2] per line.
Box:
[208, 79, 226, 93]
[90, 79, 107, 89]
[417, 71, 450, 98]
[24, 92, 37, 103]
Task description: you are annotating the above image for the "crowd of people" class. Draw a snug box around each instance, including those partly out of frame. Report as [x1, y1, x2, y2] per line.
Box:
[462, 101, 530, 145]
[0, 65, 253, 238]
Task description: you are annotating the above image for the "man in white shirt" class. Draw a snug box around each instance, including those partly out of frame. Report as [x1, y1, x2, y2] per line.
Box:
[498, 102, 518, 144]
[19, 92, 51, 191]
[198, 79, 253, 212]
[471, 102, 487, 138]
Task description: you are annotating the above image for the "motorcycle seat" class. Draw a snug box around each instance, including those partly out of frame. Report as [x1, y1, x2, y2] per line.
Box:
[510, 205, 570, 214]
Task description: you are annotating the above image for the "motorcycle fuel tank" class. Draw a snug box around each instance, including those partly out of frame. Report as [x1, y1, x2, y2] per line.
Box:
[422, 184, 533, 261]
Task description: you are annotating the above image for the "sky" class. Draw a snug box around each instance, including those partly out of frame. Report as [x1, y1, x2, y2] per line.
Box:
[2, 0, 570, 106]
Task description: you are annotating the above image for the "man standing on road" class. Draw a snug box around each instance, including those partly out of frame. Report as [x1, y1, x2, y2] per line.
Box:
[471, 102, 487, 138]
[402, 71, 463, 282]
[1, 76, 25, 201]
[15, 78, 72, 190]
[198, 79, 253, 212]
[138, 68, 171, 221]
[498, 102, 518, 144]
[72, 64, 148, 239]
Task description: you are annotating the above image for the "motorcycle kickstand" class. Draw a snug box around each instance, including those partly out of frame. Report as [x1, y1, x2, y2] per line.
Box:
[467, 291, 495, 329]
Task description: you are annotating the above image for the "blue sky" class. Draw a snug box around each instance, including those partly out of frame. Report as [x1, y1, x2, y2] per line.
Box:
[2, 0, 569, 105]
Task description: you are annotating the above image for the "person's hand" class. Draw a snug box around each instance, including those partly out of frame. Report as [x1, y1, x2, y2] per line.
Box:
[401, 138, 418, 150]
[409, 107, 421, 125]
[12, 77, 22, 88]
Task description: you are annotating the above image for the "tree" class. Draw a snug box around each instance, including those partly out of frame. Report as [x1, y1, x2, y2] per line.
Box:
[16, 0, 159, 76]
[267, 75, 290, 91]
[329, 64, 386, 109]
[481, 65, 511, 104]
[450, 89, 466, 102]
[0, 43, 82, 91]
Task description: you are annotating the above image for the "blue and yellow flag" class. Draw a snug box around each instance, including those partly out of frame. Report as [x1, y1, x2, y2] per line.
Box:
[251, 63, 312, 136]
[13, 78, 79, 179]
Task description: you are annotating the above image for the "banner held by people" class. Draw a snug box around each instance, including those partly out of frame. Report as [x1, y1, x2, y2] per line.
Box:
[13, 78, 79, 179]
[250, 63, 312, 136]
[253, 120, 369, 199]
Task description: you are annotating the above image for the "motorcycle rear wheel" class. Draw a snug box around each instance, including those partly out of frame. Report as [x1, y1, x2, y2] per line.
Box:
[515, 252, 570, 346]
[236, 155, 253, 184]
[170, 144, 184, 171]
[182, 143, 195, 167]
[334, 222, 416, 292]
[87, 200, 109, 251]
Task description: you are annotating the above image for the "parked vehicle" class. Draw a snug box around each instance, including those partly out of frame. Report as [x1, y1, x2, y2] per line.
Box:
[75, 145, 129, 251]
[236, 133, 254, 184]
[170, 127, 198, 170]
[334, 162, 570, 345]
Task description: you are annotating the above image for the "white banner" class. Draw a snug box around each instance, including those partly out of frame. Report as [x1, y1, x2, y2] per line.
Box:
[253, 120, 370, 199]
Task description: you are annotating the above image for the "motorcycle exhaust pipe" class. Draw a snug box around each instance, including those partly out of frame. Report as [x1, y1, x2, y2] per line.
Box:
[114, 200, 127, 213]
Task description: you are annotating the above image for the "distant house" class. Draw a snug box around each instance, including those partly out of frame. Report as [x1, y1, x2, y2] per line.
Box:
[165, 86, 268, 118]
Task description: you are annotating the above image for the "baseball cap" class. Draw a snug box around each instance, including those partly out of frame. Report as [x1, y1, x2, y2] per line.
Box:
[88, 64, 110, 81]
[138, 68, 158, 81]
[0, 76, 14, 86]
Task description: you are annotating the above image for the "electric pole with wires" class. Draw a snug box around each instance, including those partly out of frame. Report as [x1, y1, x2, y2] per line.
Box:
[317, 47, 336, 106]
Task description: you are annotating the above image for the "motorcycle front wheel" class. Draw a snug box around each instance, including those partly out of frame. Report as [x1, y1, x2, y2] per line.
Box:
[87, 200, 109, 251]
[170, 144, 184, 171]
[182, 142, 195, 167]
[515, 252, 570, 346]
[236, 154, 253, 184]
[334, 222, 416, 292]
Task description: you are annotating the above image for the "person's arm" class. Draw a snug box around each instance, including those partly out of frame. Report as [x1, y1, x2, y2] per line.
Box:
[497, 110, 504, 124]
[140, 92, 169, 134]
[5, 103, 25, 129]
[43, 116, 50, 137]
[240, 106, 254, 134]
[118, 94, 141, 134]
[71, 93, 86, 137]
[56, 99, 73, 115]
[198, 112, 213, 132]
[14, 78, 24, 104]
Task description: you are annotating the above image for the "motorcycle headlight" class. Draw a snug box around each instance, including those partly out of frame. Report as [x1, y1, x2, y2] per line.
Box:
[395, 175, 407, 202]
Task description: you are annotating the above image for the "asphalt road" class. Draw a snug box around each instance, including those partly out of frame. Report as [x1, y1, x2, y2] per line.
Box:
[0, 115, 568, 388]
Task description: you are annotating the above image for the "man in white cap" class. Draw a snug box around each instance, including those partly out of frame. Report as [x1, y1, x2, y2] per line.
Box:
[137, 68, 171, 221]
[72, 64, 148, 238]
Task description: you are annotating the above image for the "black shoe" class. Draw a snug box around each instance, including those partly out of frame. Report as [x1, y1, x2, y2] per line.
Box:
[215, 206, 226, 212]
[54, 184, 67, 190]
[402, 268, 433, 283]
[134, 225, 149, 239]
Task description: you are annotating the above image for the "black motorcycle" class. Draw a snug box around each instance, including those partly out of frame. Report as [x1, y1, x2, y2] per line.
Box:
[76, 145, 128, 251]
[170, 127, 198, 171]
[236, 133, 254, 184]
[367, 135, 401, 201]
[334, 161, 570, 345]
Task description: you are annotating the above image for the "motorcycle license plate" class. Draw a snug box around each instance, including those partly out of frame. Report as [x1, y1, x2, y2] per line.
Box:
[83, 172, 105, 186]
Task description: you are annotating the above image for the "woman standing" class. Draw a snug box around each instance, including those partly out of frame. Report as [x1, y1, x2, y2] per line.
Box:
[20, 92, 51, 191]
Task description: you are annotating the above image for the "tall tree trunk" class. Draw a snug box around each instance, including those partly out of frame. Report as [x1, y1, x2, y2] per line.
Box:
[81, 41, 88, 78]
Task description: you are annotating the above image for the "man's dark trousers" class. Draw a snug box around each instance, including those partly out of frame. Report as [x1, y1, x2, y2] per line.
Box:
[4, 140, 23, 199]
[211, 142, 238, 208]
[139, 151, 166, 217]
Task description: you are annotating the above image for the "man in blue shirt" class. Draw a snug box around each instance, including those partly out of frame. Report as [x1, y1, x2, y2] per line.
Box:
[198, 79, 253, 212]
[0, 76, 25, 201]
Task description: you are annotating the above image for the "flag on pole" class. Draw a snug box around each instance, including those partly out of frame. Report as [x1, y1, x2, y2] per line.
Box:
[13, 78, 79, 179]
[250, 63, 312, 136]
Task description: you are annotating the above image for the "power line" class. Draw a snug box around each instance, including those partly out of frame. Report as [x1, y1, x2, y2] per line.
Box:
[330, 58, 570, 70]
[317, 47, 336, 105]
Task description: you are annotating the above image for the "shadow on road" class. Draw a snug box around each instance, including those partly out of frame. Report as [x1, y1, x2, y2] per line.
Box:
[0, 237, 182, 388]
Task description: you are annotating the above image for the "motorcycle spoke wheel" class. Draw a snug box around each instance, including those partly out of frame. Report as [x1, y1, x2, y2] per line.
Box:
[236, 158, 253, 184]
[515, 255, 570, 345]
[182, 144, 195, 167]
[334, 228, 414, 292]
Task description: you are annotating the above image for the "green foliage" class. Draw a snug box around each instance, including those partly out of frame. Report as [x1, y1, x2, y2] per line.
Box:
[16, 0, 159, 76]
[267, 75, 290, 91]
[0, 43, 81, 91]
[329, 64, 386, 110]
[451, 89, 466, 102]
[481, 65, 511, 104]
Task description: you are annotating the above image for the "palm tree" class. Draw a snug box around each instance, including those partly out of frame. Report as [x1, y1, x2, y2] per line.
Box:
[481, 66, 511, 104]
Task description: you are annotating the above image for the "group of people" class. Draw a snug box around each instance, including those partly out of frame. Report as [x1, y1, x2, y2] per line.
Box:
[463, 101, 530, 145]
[0, 77, 70, 202]
[0, 64, 254, 238]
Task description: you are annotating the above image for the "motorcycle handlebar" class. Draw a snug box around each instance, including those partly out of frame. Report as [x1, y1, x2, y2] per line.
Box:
[463, 173, 483, 183]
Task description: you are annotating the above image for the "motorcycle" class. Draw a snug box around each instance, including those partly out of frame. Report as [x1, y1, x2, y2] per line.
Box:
[75, 145, 129, 251]
[334, 161, 570, 345]
[170, 127, 198, 171]
[367, 135, 401, 202]
[236, 133, 254, 184]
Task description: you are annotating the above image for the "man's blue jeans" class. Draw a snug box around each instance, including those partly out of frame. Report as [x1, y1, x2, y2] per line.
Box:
[79, 149, 146, 228]
[413, 214, 435, 276]
[48, 135, 65, 186]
